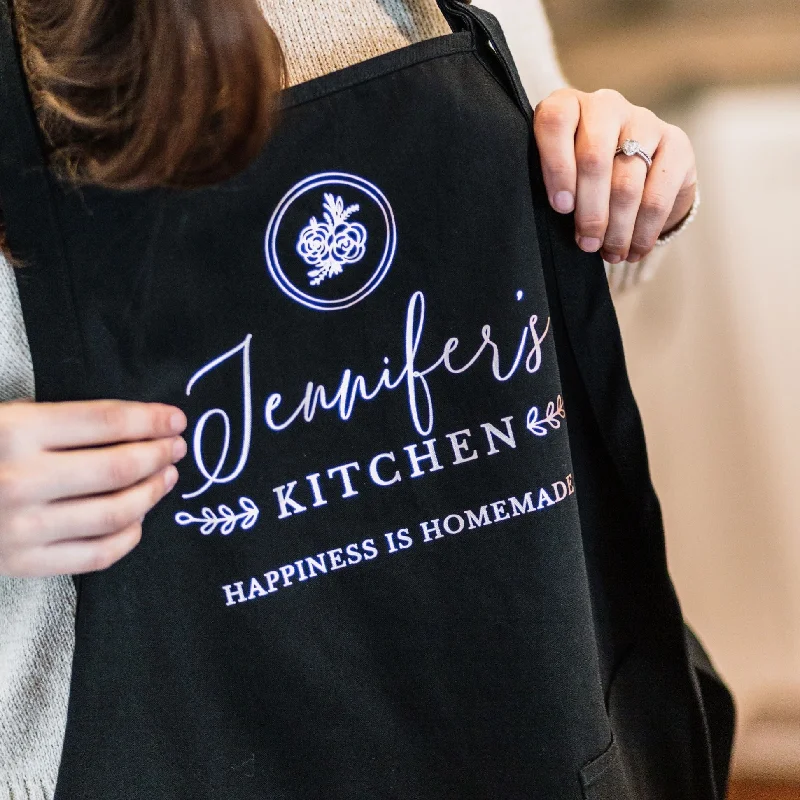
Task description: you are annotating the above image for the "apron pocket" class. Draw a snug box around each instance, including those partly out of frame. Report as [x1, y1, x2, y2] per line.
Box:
[579, 734, 633, 800]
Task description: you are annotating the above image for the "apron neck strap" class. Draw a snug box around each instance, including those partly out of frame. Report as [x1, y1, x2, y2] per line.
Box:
[440, 0, 533, 120]
[434, 0, 475, 33]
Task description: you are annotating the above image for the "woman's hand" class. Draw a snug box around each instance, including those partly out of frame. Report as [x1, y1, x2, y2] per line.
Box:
[533, 88, 698, 264]
[0, 399, 187, 578]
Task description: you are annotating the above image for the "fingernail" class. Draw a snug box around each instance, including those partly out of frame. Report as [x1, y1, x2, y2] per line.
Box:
[577, 237, 602, 253]
[628, 253, 642, 263]
[170, 411, 187, 434]
[172, 437, 187, 462]
[164, 466, 179, 491]
[604, 253, 622, 265]
[553, 191, 575, 213]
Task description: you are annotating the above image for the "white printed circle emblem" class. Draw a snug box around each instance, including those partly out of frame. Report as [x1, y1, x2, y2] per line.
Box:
[265, 172, 397, 311]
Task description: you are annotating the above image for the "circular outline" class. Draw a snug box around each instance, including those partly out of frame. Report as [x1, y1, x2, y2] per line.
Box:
[265, 172, 397, 312]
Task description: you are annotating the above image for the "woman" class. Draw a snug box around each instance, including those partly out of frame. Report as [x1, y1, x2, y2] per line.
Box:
[0, 0, 709, 797]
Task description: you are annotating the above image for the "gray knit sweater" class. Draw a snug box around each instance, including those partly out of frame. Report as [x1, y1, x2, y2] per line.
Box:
[0, 1, 605, 795]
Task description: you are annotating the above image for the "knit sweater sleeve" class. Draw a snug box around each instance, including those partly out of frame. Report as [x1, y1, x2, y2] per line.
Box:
[0, 254, 35, 403]
[0, 255, 75, 800]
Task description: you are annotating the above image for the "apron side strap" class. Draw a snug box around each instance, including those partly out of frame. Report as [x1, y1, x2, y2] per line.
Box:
[530, 139, 662, 515]
[447, 3, 653, 507]
[0, 1, 89, 401]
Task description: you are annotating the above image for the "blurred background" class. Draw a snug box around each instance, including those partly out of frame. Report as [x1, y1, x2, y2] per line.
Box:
[480, 0, 800, 797]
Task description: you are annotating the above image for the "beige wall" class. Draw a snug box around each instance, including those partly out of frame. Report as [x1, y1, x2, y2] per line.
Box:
[543, 0, 800, 110]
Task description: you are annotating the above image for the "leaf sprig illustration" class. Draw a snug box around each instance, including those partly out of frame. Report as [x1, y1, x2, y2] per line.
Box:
[526, 395, 566, 437]
[175, 497, 259, 536]
[322, 193, 360, 225]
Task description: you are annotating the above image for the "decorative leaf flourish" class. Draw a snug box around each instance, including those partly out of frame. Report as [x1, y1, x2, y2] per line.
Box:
[296, 193, 368, 286]
[175, 497, 259, 536]
[526, 395, 566, 437]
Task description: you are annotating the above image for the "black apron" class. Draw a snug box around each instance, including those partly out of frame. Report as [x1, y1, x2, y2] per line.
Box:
[0, 1, 735, 797]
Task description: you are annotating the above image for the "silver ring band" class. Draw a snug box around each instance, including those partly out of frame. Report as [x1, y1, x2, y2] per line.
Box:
[615, 139, 653, 170]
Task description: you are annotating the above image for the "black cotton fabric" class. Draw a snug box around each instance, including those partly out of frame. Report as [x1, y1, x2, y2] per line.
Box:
[0, 1, 735, 797]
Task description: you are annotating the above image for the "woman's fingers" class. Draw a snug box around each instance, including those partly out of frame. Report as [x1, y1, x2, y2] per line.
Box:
[535, 88, 627, 247]
[628, 127, 697, 261]
[534, 87, 698, 262]
[7, 465, 178, 547]
[572, 90, 630, 253]
[534, 89, 581, 213]
[6, 436, 187, 505]
[27, 400, 187, 452]
[12, 523, 145, 578]
[601, 113, 663, 263]
[0, 398, 188, 578]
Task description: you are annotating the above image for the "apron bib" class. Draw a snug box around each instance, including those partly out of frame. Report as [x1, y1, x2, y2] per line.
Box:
[0, 2, 733, 797]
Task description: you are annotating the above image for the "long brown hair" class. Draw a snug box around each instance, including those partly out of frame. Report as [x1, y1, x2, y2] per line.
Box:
[1, 0, 286, 256]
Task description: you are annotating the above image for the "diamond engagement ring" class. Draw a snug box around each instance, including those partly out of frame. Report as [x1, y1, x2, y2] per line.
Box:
[615, 139, 653, 170]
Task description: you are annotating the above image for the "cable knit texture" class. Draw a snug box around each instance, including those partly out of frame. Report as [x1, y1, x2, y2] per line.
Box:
[0, 262, 34, 403]
[0, 260, 74, 799]
[0, 577, 74, 800]
[0, 1, 572, 796]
